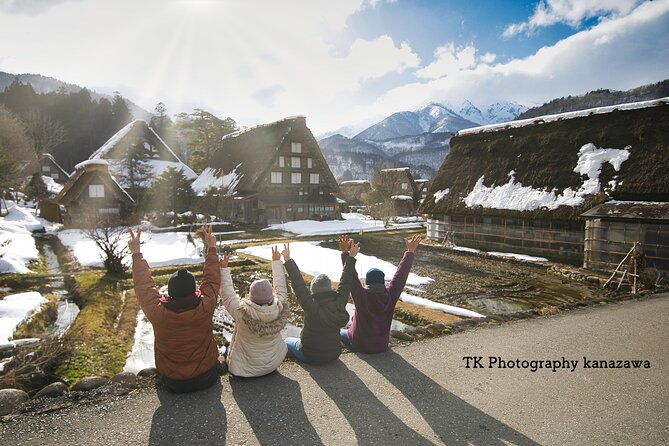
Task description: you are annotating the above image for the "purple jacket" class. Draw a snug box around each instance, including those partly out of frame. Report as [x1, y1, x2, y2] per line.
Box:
[342, 251, 414, 353]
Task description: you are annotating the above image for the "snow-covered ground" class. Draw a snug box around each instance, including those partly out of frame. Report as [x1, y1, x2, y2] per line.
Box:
[0, 201, 58, 274]
[266, 212, 424, 237]
[450, 244, 548, 262]
[0, 291, 46, 344]
[239, 241, 484, 318]
[58, 230, 206, 268]
[123, 310, 155, 374]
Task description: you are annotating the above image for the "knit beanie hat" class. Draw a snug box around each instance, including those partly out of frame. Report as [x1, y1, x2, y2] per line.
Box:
[310, 274, 332, 294]
[249, 279, 274, 305]
[365, 268, 385, 286]
[168, 268, 196, 299]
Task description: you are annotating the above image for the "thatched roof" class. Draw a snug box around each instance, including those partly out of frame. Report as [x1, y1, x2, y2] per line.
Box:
[19, 153, 70, 180]
[420, 100, 669, 220]
[56, 160, 134, 207]
[194, 116, 338, 195]
[582, 201, 669, 222]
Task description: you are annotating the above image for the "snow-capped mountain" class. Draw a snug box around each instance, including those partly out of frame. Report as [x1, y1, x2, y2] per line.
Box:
[353, 103, 479, 141]
[318, 99, 527, 181]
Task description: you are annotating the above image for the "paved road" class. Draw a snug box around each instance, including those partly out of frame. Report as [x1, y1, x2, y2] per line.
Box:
[2, 294, 668, 445]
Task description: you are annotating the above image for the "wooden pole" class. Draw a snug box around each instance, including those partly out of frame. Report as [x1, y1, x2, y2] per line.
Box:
[604, 245, 635, 288]
[632, 241, 638, 294]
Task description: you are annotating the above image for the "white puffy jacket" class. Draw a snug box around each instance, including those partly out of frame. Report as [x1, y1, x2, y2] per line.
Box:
[219, 260, 289, 377]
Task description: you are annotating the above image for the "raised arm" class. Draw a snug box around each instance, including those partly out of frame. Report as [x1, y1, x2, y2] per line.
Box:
[336, 242, 359, 304]
[199, 224, 221, 313]
[271, 246, 288, 303]
[387, 235, 422, 300]
[218, 253, 242, 320]
[129, 228, 163, 322]
[282, 244, 317, 313]
[339, 235, 364, 295]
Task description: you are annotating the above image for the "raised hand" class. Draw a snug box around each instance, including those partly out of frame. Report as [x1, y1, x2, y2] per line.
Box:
[219, 253, 230, 269]
[199, 224, 217, 250]
[350, 241, 361, 258]
[337, 235, 352, 253]
[281, 243, 290, 262]
[405, 234, 423, 252]
[271, 246, 281, 261]
[128, 227, 142, 254]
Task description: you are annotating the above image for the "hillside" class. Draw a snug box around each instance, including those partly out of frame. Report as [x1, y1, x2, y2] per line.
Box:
[0, 71, 151, 120]
[517, 79, 669, 119]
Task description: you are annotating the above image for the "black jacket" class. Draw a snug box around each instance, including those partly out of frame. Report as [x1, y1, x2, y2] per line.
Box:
[284, 256, 356, 364]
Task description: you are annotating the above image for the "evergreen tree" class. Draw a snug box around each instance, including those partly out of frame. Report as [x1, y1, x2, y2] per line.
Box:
[111, 91, 133, 130]
[175, 109, 237, 172]
[117, 142, 153, 199]
[25, 172, 49, 201]
[146, 167, 196, 214]
[150, 102, 172, 138]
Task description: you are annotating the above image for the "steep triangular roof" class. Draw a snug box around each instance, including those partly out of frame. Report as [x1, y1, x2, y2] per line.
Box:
[56, 160, 134, 206]
[194, 116, 338, 195]
[420, 99, 669, 220]
[89, 120, 196, 184]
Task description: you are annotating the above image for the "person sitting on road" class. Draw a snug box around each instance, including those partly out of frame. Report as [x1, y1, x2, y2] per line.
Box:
[338, 234, 423, 354]
[218, 246, 289, 377]
[128, 225, 222, 393]
[282, 242, 358, 364]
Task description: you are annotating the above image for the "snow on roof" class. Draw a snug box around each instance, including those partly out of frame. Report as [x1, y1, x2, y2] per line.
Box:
[221, 116, 304, 141]
[89, 120, 141, 159]
[380, 167, 411, 173]
[42, 175, 63, 195]
[340, 180, 371, 185]
[457, 97, 669, 136]
[434, 189, 449, 203]
[74, 159, 109, 170]
[192, 164, 244, 196]
[147, 124, 191, 167]
[463, 143, 631, 211]
[391, 195, 414, 201]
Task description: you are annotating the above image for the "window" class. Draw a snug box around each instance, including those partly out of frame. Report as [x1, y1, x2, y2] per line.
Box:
[297, 207, 303, 213]
[310, 173, 320, 184]
[291, 172, 302, 184]
[42, 166, 51, 172]
[291, 142, 302, 153]
[52, 173, 59, 179]
[89, 184, 105, 198]
[307, 158, 313, 168]
[279, 156, 285, 167]
[291, 157, 301, 168]
[99, 208, 119, 215]
[401, 182, 408, 190]
[271, 172, 282, 184]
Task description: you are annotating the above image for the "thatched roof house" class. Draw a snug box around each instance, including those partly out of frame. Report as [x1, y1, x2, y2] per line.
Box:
[55, 159, 135, 222]
[338, 180, 371, 206]
[88, 119, 196, 196]
[192, 116, 340, 224]
[20, 153, 70, 184]
[372, 167, 421, 215]
[420, 97, 669, 268]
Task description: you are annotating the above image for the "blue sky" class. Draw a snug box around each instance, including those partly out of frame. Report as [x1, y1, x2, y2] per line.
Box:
[0, 0, 667, 134]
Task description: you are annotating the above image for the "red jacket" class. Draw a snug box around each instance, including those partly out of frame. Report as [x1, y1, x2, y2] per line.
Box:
[132, 247, 220, 380]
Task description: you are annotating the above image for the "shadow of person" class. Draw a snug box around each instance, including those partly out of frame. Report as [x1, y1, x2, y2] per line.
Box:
[149, 379, 227, 446]
[299, 360, 435, 445]
[359, 349, 541, 446]
[229, 371, 324, 446]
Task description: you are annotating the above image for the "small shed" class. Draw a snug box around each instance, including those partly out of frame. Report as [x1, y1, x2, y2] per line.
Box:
[55, 160, 135, 222]
[390, 195, 415, 216]
[582, 201, 669, 278]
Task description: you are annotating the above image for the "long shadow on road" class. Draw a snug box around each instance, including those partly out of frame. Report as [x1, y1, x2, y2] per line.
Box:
[229, 371, 324, 446]
[300, 360, 435, 445]
[149, 380, 227, 445]
[359, 349, 541, 445]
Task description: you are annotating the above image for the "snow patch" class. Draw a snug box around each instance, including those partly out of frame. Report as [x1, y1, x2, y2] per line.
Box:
[399, 292, 485, 318]
[434, 189, 449, 203]
[123, 310, 155, 374]
[192, 164, 244, 196]
[0, 292, 47, 343]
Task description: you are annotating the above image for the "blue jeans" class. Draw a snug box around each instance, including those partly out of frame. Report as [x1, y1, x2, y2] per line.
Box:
[285, 337, 311, 364]
[340, 328, 353, 348]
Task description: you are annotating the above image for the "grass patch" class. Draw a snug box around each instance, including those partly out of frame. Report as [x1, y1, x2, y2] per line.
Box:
[55, 270, 137, 384]
[13, 294, 58, 339]
[393, 307, 432, 327]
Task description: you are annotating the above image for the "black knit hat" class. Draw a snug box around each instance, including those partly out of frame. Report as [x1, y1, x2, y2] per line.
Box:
[168, 268, 196, 299]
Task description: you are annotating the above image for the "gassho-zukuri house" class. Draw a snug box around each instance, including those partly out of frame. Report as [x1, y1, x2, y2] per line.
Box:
[420, 97, 669, 277]
[191, 116, 340, 224]
[56, 119, 196, 220]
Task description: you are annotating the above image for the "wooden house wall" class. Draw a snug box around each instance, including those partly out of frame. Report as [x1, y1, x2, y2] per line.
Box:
[257, 125, 339, 223]
[584, 219, 669, 276]
[427, 214, 584, 263]
[62, 172, 131, 221]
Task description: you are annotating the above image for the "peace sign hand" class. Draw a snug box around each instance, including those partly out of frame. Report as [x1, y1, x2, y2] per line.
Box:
[128, 227, 142, 254]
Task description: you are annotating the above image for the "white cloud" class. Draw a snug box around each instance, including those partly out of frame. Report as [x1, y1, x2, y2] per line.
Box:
[504, 0, 642, 37]
[416, 43, 476, 79]
[349, 0, 669, 127]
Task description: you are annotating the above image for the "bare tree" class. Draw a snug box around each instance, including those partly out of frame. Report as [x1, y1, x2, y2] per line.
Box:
[0, 105, 33, 190]
[21, 108, 67, 156]
[78, 215, 135, 274]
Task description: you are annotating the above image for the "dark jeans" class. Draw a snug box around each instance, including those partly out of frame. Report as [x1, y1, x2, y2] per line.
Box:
[161, 362, 221, 394]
